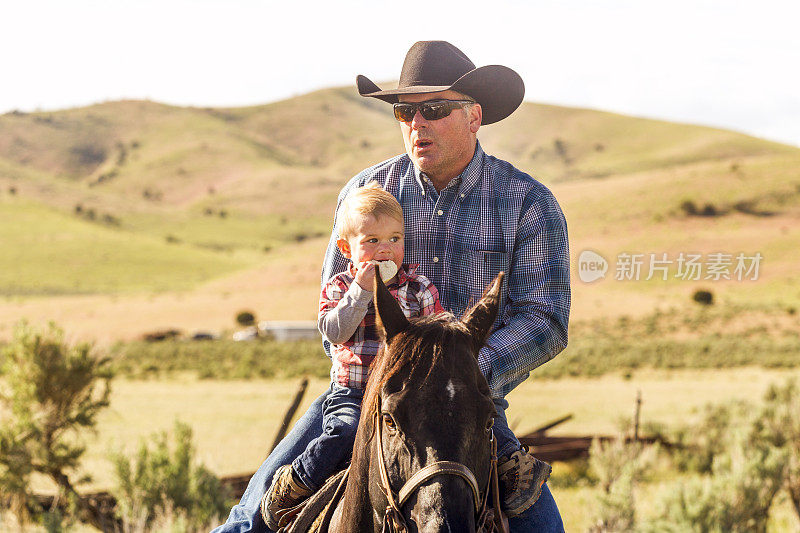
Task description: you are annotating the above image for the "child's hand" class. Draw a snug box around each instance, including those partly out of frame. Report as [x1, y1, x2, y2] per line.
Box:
[354, 261, 376, 291]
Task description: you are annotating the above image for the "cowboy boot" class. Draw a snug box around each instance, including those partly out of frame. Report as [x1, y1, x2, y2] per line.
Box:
[497, 447, 552, 517]
[261, 464, 314, 530]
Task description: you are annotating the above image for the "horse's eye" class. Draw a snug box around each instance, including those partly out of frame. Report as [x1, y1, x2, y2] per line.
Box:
[383, 413, 397, 431]
[486, 418, 494, 431]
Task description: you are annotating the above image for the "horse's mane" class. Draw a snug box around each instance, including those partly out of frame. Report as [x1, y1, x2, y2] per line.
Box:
[362, 312, 468, 431]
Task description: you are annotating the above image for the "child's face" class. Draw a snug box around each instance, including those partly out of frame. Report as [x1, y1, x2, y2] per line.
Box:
[337, 214, 404, 269]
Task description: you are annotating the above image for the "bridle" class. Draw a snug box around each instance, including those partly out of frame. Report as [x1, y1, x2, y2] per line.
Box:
[374, 398, 509, 533]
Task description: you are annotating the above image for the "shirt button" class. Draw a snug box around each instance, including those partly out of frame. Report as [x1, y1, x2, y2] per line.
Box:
[437, 210, 444, 216]
[433, 256, 439, 263]
[460, 194, 465, 198]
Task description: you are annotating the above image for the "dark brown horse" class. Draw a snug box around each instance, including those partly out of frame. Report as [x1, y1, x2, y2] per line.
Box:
[324, 272, 506, 533]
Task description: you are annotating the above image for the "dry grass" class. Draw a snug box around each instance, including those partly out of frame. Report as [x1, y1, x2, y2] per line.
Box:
[22, 367, 798, 495]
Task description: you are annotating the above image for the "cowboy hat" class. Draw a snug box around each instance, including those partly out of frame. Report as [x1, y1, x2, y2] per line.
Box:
[356, 40, 524, 125]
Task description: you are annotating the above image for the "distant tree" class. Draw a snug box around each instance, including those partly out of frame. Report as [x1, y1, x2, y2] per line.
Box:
[553, 138, 571, 164]
[235, 310, 256, 327]
[692, 290, 714, 306]
[0, 321, 113, 530]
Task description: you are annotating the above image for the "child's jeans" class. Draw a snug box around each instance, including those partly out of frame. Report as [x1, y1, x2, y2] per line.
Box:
[291, 383, 363, 490]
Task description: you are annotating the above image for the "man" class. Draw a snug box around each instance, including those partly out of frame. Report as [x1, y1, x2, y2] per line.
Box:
[215, 40, 570, 533]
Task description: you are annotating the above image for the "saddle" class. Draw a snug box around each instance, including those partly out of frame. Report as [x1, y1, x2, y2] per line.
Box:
[282, 468, 349, 533]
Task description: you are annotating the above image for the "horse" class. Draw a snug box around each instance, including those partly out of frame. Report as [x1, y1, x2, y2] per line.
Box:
[313, 272, 508, 533]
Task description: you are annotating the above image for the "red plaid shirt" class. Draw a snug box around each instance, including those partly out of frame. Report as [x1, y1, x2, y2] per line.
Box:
[319, 263, 444, 389]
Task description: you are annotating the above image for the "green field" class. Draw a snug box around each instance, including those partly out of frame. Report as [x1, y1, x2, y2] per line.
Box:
[0, 198, 255, 296]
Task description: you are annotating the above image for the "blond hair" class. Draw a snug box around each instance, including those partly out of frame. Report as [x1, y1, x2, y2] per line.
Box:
[337, 182, 404, 240]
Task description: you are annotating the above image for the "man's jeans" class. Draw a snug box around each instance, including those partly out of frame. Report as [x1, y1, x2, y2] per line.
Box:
[213, 389, 564, 533]
[492, 397, 524, 458]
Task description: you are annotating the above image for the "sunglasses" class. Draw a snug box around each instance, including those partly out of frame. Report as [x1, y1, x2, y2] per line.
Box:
[392, 99, 475, 122]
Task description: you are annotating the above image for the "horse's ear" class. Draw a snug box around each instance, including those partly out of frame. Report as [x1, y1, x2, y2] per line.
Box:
[374, 273, 409, 341]
[461, 272, 504, 355]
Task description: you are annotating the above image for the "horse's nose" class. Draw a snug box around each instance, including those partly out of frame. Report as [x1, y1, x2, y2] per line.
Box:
[412, 509, 475, 533]
[410, 479, 476, 532]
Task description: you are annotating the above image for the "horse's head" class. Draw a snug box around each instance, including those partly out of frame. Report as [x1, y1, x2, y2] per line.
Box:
[359, 272, 503, 532]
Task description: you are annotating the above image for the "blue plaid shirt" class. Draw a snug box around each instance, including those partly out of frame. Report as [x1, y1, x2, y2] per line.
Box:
[321, 141, 570, 398]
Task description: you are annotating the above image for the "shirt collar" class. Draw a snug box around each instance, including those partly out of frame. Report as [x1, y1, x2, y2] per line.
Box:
[411, 141, 485, 201]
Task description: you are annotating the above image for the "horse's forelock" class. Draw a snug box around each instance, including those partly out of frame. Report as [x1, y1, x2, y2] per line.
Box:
[360, 313, 466, 431]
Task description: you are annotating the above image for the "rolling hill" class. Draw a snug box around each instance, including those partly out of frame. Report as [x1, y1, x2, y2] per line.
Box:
[1, 86, 799, 342]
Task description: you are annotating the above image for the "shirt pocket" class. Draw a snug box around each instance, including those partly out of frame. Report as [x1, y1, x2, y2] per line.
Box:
[466, 250, 510, 283]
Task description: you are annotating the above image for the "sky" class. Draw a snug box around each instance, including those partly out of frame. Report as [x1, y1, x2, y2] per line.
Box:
[2, 0, 799, 147]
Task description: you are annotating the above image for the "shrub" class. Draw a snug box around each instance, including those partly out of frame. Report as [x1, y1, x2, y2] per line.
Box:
[700, 203, 718, 217]
[679, 200, 698, 216]
[69, 144, 107, 167]
[110, 421, 230, 532]
[0, 322, 112, 529]
[553, 138, 567, 160]
[669, 401, 752, 474]
[587, 432, 657, 532]
[141, 329, 182, 342]
[646, 426, 787, 533]
[755, 379, 800, 521]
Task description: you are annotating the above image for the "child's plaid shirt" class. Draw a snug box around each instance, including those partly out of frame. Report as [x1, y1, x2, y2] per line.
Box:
[319, 263, 444, 389]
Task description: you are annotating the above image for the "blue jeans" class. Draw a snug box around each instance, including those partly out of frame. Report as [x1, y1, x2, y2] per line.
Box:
[292, 384, 363, 490]
[493, 397, 522, 458]
[213, 389, 564, 533]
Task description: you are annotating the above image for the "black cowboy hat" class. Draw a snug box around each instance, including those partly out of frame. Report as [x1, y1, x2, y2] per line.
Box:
[357, 40, 524, 126]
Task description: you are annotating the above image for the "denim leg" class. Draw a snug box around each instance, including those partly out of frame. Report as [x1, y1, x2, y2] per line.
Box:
[508, 483, 565, 533]
[211, 388, 330, 533]
[493, 398, 565, 532]
[492, 397, 522, 458]
[292, 384, 363, 490]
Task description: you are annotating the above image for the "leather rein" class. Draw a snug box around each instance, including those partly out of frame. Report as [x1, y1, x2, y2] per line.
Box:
[374, 398, 509, 533]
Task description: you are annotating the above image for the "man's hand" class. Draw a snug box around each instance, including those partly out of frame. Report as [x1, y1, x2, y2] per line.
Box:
[354, 261, 376, 291]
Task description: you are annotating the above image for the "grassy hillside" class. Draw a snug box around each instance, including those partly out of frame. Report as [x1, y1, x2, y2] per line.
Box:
[1, 87, 799, 340]
[0, 197, 253, 295]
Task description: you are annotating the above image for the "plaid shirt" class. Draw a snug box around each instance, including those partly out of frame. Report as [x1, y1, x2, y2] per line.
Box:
[320, 263, 443, 389]
[322, 141, 571, 398]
